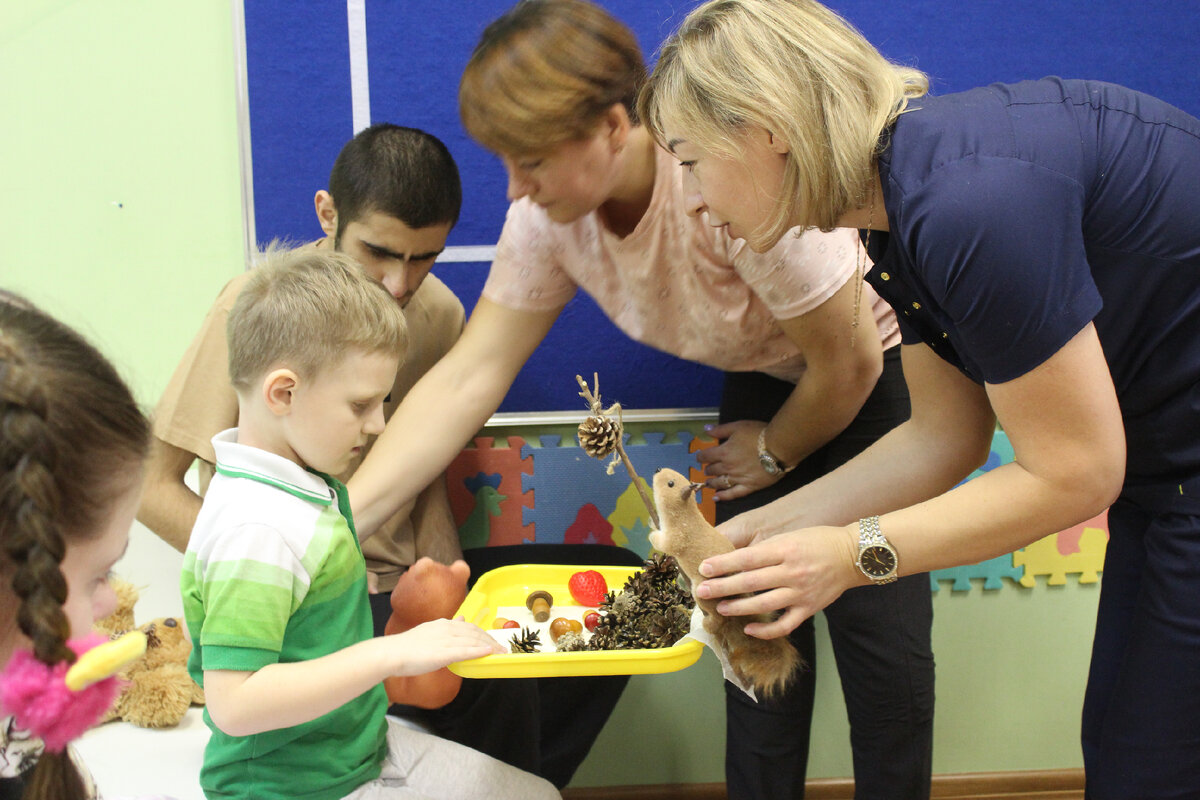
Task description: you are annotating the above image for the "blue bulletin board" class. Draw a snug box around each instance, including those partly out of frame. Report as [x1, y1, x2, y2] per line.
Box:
[240, 0, 1199, 412]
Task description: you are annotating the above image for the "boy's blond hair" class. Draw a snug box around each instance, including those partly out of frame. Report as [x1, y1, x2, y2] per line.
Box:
[639, 0, 928, 239]
[227, 248, 407, 392]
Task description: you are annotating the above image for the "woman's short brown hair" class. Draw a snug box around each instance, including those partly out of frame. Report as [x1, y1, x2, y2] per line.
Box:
[640, 0, 928, 239]
[459, 0, 647, 156]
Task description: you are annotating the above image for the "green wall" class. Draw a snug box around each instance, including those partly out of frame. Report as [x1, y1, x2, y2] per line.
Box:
[574, 582, 1097, 785]
[2, 0, 1100, 788]
[2, 0, 246, 408]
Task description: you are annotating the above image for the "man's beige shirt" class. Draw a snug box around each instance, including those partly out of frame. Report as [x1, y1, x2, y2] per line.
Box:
[153, 248, 465, 591]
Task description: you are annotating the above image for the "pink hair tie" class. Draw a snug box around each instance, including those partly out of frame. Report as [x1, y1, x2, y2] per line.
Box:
[1, 632, 145, 752]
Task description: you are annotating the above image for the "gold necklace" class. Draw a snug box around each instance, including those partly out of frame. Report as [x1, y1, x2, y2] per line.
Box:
[850, 187, 874, 348]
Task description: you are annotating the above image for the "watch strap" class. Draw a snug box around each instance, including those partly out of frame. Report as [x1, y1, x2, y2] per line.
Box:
[857, 516, 899, 584]
[858, 515, 885, 548]
[757, 428, 793, 474]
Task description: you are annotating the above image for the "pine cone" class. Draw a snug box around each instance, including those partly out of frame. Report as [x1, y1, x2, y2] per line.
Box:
[578, 415, 621, 458]
[580, 556, 696, 652]
[644, 553, 678, 581]
[610, 591, 636, 616]
[555, 631, 588, 652]
[509, 627, 542, 654]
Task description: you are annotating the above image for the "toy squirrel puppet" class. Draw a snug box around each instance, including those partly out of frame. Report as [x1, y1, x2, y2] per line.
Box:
[648, 468, 802, 698]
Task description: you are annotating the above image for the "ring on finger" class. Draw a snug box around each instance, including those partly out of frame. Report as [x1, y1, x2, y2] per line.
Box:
[722, 475, 733, 489]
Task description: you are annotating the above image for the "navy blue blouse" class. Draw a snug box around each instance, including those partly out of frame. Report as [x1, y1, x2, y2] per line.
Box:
[868, 77, 1200, 483]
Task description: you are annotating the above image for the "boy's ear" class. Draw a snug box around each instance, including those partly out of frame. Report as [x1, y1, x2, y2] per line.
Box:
[262, 368, 300, 416]
[314, 190, 338, 238]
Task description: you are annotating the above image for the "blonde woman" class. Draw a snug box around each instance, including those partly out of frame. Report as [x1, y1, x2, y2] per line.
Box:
[351, 1, 933, 795]
[640, 1, 1200, 797]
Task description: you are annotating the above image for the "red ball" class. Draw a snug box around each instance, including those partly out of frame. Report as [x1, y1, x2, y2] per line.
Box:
[584, 611, 601, 632]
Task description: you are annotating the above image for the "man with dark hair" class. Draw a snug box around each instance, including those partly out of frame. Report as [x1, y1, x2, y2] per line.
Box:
[327, 122, 462, 233]
[139, 123, 466, 587]
[317, 122, 462, 314]
[141, 123, 628, 790]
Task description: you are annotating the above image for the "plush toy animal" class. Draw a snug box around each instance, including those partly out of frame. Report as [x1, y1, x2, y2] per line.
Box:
[648, 468, 802, 698]
[383, 557, 470, 709]
[93, 579, 205, 728]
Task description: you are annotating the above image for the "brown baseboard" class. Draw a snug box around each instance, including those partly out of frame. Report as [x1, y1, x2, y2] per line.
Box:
[562, 768, 1085, 800]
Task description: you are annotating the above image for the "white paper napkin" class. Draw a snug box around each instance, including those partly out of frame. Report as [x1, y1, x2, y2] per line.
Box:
[678, 606, 757, 701]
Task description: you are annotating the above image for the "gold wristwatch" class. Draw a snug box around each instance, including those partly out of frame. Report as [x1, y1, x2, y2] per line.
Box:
[757, 428, 793, 476]
[856, 516, 898, 584]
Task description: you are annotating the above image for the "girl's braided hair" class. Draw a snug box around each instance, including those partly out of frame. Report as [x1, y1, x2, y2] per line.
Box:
[0, 292, 149, 799]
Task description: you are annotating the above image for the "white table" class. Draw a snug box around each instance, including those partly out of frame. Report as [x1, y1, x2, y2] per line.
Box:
[75, 708, 208, 800]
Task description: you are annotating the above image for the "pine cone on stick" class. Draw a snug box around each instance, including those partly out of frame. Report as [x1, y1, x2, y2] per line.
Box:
[575, 374, 659, 529]
[578, 415, 621, 459]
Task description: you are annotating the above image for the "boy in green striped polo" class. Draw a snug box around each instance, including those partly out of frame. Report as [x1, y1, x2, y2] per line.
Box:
[180, 249, 559, 800]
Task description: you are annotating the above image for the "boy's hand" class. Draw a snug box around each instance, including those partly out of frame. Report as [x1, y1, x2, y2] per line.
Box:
[204, 619, 504, 737]
[385, 617, 505, 676]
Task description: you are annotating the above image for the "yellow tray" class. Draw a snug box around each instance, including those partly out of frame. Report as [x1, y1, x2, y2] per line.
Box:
[449, 563, 703, 679]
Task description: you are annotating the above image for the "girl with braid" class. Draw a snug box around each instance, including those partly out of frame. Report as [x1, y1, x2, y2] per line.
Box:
[0, 291, 150, 800]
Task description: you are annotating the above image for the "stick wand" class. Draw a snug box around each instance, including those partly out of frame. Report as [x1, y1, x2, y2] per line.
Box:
[575, 373, 660, 530]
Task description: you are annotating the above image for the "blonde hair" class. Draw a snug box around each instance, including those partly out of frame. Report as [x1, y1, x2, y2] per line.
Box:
[459, 0, 646, 156]
[227, 248, 408, 392]
[640, 0, 928, 238]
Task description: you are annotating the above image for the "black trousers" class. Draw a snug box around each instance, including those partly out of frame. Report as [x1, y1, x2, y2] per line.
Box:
[1081, 479, 1200, 799]
[371, 543, 642, 789]
[716, 348, 935, 800]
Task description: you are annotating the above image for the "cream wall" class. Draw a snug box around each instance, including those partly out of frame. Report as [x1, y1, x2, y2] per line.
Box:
[2, 0, 1100, 789]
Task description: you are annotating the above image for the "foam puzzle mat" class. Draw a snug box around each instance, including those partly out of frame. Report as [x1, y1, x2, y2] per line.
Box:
[446, 426, 1106, 594]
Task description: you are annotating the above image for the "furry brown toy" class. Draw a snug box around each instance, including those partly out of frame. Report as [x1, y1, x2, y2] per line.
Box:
[93, 578, 205, 728]
[383, 557, 470, 709]
[648, 468, 802, 698]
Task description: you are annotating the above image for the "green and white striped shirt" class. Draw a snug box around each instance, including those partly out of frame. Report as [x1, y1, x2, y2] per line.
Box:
[181, 429, 386, 800]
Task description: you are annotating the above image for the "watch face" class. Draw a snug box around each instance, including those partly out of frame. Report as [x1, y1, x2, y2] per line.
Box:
[759, 454, 781, 475]
[860, 545, 897, 578]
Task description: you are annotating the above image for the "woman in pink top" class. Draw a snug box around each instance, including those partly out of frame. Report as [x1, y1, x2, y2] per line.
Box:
[352, 1, 932, 796]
